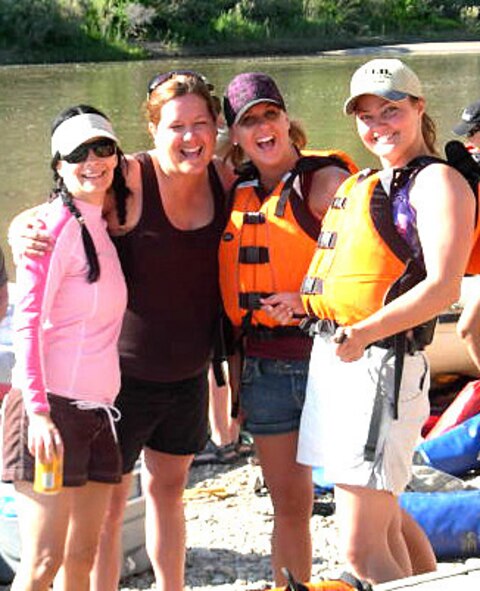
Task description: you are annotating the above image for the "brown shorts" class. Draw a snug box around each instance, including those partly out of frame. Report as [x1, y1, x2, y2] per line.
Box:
[1, 390, 122, 486]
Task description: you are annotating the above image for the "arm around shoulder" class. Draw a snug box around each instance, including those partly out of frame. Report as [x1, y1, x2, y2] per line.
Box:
[8, 205, 53, 262]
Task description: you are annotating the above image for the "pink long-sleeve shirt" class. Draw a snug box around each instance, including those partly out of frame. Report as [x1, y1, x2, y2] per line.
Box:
[12, 198, 127, 415]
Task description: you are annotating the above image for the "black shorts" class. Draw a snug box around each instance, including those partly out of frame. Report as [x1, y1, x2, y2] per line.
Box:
[115, 371, 209, 474]
[1, 390, 122, 486]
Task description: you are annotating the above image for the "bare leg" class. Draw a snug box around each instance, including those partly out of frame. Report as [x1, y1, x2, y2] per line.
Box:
[11, 481, 69, 591]
[335, 485, 413, 584]
[90, 474, 133, 591]
[255, 432, 313, 585]
[142, 448, 193, 591]
[208, 366, 239, 447]
[53, 482, 113, 591]
[401, 508, 436, 575]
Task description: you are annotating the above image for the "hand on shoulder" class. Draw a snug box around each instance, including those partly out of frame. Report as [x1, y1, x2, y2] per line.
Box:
[8, 206, 53, 262]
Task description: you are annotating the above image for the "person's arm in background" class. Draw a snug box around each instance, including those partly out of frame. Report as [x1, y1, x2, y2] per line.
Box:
[0, 246, 9, 321]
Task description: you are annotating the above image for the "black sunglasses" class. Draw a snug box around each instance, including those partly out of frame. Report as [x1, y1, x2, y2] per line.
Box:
[147, 69, 214, 98]
[61, 139, 117, 164]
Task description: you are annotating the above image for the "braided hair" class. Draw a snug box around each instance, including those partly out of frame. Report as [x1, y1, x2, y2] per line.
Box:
[50, 105, 131, 283]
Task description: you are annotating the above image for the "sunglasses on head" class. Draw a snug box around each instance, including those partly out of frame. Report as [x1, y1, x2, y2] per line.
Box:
[61, 138, 117, 164]
[147, 69, 214, 98]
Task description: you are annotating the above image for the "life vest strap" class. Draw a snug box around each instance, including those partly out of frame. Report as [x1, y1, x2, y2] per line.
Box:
[301, 276, 323, 295]
[239, 246, 270, 264]
[274, 154, 355, 218]
[338, 571, 373, 591]
[239, 291, 273, 310]
[363, 347, 398, 462]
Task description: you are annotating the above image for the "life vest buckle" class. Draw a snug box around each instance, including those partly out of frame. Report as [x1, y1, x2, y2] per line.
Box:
[243, 211, 266, 224]
[301, 276, 323, 295]
[317, 231, 337, 249]
[332, 196, 348, 209]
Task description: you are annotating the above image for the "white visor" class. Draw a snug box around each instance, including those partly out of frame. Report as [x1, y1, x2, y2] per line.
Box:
[51, 113, 118, 157]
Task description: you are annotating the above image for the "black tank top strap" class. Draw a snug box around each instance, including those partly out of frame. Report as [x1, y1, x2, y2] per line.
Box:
[133, 152, 163, 223]
[207, 161, 228, 229]
[134, 153, 226, 231]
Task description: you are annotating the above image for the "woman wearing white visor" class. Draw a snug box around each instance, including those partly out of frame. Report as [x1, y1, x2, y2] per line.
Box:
[2, 105, 128, 590]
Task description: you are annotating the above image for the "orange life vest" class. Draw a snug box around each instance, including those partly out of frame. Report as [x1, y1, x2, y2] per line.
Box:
[302, 150, 480, 323]
[219, 150, 358, 330]
[301, 166, 428, 325]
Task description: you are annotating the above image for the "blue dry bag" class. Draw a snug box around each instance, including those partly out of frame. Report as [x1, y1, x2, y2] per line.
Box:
[400, 489, 480, 559]
[415, 413, 480, 476]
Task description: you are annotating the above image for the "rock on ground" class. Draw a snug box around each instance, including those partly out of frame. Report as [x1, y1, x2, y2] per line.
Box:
[120, 457, 345, 591]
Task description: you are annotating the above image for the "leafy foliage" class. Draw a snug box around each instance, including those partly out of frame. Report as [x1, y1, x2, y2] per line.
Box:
[0, 0, 80, 48]
[0, 0, 475, 57]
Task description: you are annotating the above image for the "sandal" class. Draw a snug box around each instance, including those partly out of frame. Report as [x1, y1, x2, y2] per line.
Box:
[235, 430, 255, 457]
[192, 439, 240, 466]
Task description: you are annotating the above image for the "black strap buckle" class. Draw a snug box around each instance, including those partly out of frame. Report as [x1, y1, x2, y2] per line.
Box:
[239, 246, 269, 264]
[239, 292, 272, 310]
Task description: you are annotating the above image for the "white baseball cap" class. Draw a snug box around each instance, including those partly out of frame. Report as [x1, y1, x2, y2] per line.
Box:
[344, 58, 423, 115]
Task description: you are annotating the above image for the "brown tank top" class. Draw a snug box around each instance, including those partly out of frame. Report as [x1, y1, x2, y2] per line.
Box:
[114, 152, 226, 382]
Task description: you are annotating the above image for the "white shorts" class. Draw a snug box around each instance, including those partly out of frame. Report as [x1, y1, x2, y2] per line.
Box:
[297, 335, 430, 495]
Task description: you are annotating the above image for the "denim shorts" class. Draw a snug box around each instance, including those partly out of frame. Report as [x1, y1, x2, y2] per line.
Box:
[240, 357, 309, 435]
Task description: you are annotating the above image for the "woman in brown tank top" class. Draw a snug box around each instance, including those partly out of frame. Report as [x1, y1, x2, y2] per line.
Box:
[94, 73, 235, 591]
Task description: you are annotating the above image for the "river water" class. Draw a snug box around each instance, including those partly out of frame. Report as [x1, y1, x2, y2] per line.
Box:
[1, 51, 480, 277]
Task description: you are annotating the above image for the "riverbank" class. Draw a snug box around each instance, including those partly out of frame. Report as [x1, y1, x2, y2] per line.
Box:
[323, 39, 480, 56]
[1, 33, 480, 66]
[141, 37, 480, 60]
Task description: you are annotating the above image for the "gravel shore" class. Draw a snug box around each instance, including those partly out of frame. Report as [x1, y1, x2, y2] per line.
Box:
[120, 457, 345, 591]
[118, 455, 480, 591]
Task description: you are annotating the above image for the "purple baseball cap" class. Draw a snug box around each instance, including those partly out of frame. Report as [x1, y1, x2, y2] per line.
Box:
[223, 72, 286, 127]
